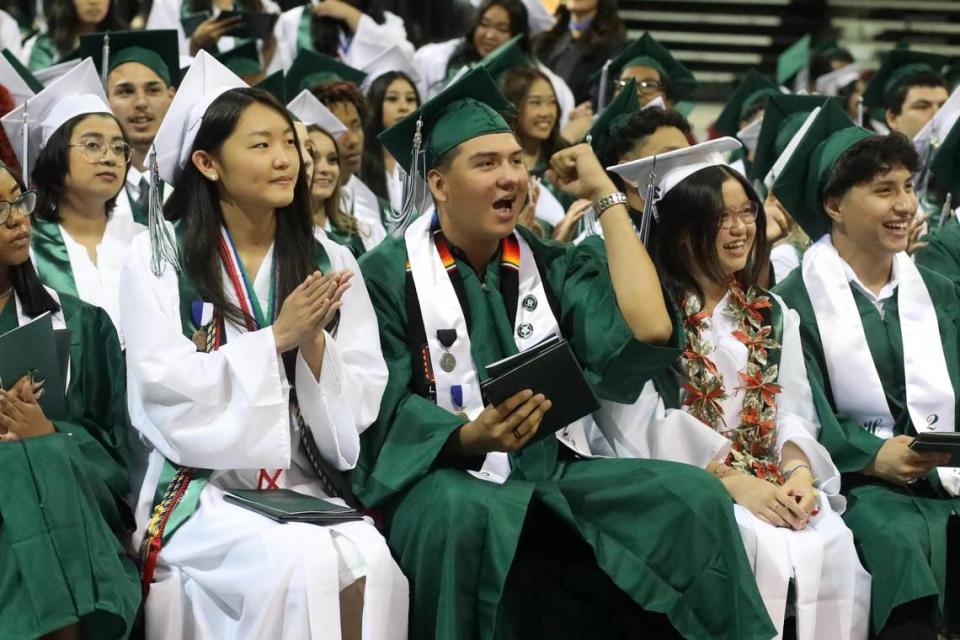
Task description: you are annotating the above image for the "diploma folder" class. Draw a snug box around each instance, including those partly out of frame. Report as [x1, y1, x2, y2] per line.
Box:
[0, 312, 67, 419]
[224, 489, 364, 524]
[217, 11, 279, 40]
[909, 432, 960, 467]
[480, 335, 599, 444]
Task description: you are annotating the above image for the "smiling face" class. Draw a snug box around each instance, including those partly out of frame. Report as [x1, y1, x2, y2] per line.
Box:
[714, 178, 757, 276]
[65, 114, 127, 204]
[886, 84, 949, 139]
[473, 4, 513, 58]
[826, 165, 917, 257]
[381, 77, 418, 130]
[308, 128, 340, 204]
[107, 62, 174, 152]
[329, 100, 364, 178]
[428, 132, 529, 246]
[518, 77, 558, 144]
[0, 170, 31, 269]
[202, 101, 300, 212]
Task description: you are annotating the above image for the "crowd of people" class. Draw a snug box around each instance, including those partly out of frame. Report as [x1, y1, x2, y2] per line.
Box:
[0, 0, 958, 639]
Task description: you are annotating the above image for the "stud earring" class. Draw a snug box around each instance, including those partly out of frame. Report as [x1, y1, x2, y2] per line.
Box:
[208, 173, 218, 181]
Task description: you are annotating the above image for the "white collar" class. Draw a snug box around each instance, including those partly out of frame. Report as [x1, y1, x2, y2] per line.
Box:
[829, 236, 899, 306]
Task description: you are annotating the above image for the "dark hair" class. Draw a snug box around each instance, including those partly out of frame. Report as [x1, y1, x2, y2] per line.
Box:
[308, 123, 358, 236]
[307, 0, 386, 58]
[501, 67, 566, 166]
[312, 81, 368, 126]
[46, 0, 125, 55]
[884, 69, 948, 116]
[164, 88, 315, 330]
[651, 165, 768, 301]
[34, 112, 124, 222]
[534, 0, 624, 56]
[599, 107, 692, 171]
[448, 0, 531, 74]
[0, 163, 60, 316]
[809, 47, 855, 81]
[361, 71, 421, 202]
[822, 133, 919, 205]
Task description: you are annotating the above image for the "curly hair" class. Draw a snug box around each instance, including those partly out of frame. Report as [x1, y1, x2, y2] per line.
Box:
[311, 81, 368, 125]
[822, 133, 919, 203]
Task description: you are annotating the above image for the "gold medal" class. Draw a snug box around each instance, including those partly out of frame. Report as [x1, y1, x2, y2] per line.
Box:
[192, 328, 207, 351]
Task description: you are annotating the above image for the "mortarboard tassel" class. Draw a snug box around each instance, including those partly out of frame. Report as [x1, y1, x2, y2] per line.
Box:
[597, 58, 613, 114]
[100, 33, 110, 89]
[147, 148, 179, 276]
[916, 140, 938, 213]
[387, 117, 426, 236]
[637, 158, 659, 246]
[20, 100, 28, 187]
[856, 98, 864, 127]
[938, 193, 953, 231]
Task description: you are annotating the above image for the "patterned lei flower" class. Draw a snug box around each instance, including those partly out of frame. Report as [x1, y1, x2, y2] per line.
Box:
[680, 277, 784, 484]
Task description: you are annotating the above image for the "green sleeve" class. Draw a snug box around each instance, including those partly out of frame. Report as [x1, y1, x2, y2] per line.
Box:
[26, 33, 59, 71]
[353, 240, 469, 509]
[915, 219, 960, 282]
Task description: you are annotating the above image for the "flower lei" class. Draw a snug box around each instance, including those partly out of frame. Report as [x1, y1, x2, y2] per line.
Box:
[680, 277, 784, 484]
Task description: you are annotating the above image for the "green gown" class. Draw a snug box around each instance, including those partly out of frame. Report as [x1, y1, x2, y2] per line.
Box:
[26, 33, 61, 71]
[915, 217, 960, 282]
[774, 266, 960, 632]
[356, 228, 775, 640]
[0, 294, 140, 639]
[325, 225, 366, 259]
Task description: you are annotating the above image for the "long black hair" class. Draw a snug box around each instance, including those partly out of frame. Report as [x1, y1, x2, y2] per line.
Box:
[309, 0, 386, 58]
[33, 112, 124, 222]
[0, 162, 60, 317]
[447, 0, 531, 75]
[651, 165, 768, 303]
[46, 0, 125, 55]
[500, 66, 566, 165]
[164, 87, 315, 329]
[360, 70, 421, 202]
[534, 0, 624, 55]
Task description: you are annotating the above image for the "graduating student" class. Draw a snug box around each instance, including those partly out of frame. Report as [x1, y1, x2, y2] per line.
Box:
[121, 52, 407, 639]
[146, 0, 280, 59]
[21, 0, 124, 70]
[356, 66, 775, 640]
[712, 70, 781, 172]
[78, 30, 179, 226]
[0, 161, 140, 639]
[862, 49, 950, 139]
[600, 139, 870, 640]
[772, 100, 960, 640]
[1, 58, 143, 336]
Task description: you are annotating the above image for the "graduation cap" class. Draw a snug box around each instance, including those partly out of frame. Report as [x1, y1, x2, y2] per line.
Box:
[930, 111, 960, 204]
[772, 100, 874, 240]
[478, 34, 536, 84]
[586, 77, 638, 154]
[78, 30, 180, 88]
[764, 107, 821, 191]
[287, 49, 366, 94]
[713, 70, 781, 138]
[214, 40, 262, 80]
[596, 32, 698, 102]
[33, 58, 83, 86]
[914, 83, 960, 154]
[359, 44, 421, 93]
[0, 58, 110, 187]
[814, 63, 861, 97]
[0, 49, 41, 107]
[286, 89, 347, 138]
[736, 116, 762, 157]
[469, 0, 555, 34]
[776, 35, 811, 87]
[751, 93, 838, 183]
[254, 70, 286, 102]
[606, 137, 741, 244]
[861, 49, 949, 109]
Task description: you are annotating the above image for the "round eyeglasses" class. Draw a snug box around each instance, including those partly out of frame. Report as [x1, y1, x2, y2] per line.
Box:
[719, 202, 760, 230]
[0, 190, 37, 227]
[69, 140, 133, 165]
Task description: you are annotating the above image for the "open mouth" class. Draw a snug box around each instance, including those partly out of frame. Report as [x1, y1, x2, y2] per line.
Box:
[883, 220, 909, 233]
[722, 239, 746, 251]
[493, 196, 516, 216]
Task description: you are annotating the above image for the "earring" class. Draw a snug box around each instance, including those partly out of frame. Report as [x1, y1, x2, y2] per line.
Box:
[208, 173, 218, 181]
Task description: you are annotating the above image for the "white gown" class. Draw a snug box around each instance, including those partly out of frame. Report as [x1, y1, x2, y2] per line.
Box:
[341, 174, 388, 251]
[120, 230, 408, 640]
[592, 292, 871, 640]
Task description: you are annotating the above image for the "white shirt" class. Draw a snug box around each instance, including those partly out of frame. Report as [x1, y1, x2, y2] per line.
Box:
[840, 257, 899, 317]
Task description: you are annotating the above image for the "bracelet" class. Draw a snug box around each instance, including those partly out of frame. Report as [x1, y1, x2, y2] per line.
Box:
[707, 462, 738, 479]
[593, 191, 627, 220]
[782, 463, 812, 481]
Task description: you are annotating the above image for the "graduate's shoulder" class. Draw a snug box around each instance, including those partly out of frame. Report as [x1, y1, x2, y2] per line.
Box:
[771, 267, 817, 326]
[358, 234, 408, 294]
[917, 263, 960, 309]
[56, 291, 121, 348]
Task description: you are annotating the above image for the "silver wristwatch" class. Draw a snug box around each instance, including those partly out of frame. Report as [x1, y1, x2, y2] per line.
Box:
[593, 191, 628, 219]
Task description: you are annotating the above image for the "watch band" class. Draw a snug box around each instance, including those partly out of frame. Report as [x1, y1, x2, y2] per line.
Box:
[594, 191, 628, 219]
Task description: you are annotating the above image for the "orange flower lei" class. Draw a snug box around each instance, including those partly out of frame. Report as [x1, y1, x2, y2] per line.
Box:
[681, 277, 784, 484]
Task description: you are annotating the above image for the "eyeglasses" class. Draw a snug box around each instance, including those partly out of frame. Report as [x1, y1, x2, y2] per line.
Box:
[0, 190, 37, 227]
[719, 202, 759, 229]
[69, 140, 132, 165]
[618, 79, 663, 94]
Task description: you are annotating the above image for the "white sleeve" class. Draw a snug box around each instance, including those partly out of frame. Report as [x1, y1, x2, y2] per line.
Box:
[0, 11, 21, 58]
[293, 239, 388, 470]
[413, 39, 459, 100]
[120, 234, 292, 470]
[345, 11, 414, 64]
[267, 6, 303, 73]
[147, 0, 190, 55]
[773, 298, 844, 507]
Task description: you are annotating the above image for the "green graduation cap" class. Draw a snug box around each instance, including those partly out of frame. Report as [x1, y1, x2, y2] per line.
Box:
[255, 70, 286, 103]
[587, 77, 638, 155]
[776, 35, 811, 85]
[946, 59, 960, 91]
[751, 93, 839, 183]
[287, 49, 366, 94]
[713, 70, 781, 137]
[596, 32, 698, 101]
[861, 49, 949, 109]
[78, 30, 180, 87]
[930, 111, 960, 204]
[214, 40, 262, 79]
[379, 66, 512, 174]
[772, 99, 874, 240]
[478, 34, 536, 84]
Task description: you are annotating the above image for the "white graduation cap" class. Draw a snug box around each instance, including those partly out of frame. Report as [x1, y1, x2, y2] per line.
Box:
[764, 106, 820, 191]
[607, 137, 742, 196]
[1, 57, 110, 183]
[914, 82, 960, 158]
[286, 88, 347, 138]
[736, 115, 762, 156]
[153, 49, 246, 185]
[359, 45, 421, 93]
[0, 53, 36, 108]
[814, 63, 861, 97]
[34, 58, 83, 86]
[470, 0, 555, 34]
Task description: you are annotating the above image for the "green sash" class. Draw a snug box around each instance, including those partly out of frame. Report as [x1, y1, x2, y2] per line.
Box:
[31, 219, 79, 298]
[296, 8, 313, 53]
[126, 181, 163, 227]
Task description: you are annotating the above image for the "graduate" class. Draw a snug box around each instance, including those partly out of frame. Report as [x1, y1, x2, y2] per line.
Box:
[146, 0, 280, 59]
[712, 70, 782, 173]
[78, 30, 179, 226]
[600, 139, 871, 640]
[1, 58, 144, 337]
[862, 49, 950, 140]
[355, 66, 775, 640]
[915, 110, 960, 278]
[772, 100, 960, 640]
[359, 45, 421, 214]
[121, 51, 407, 639]
[21, 0, 124, 70]
[0, 160, 140, 639]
